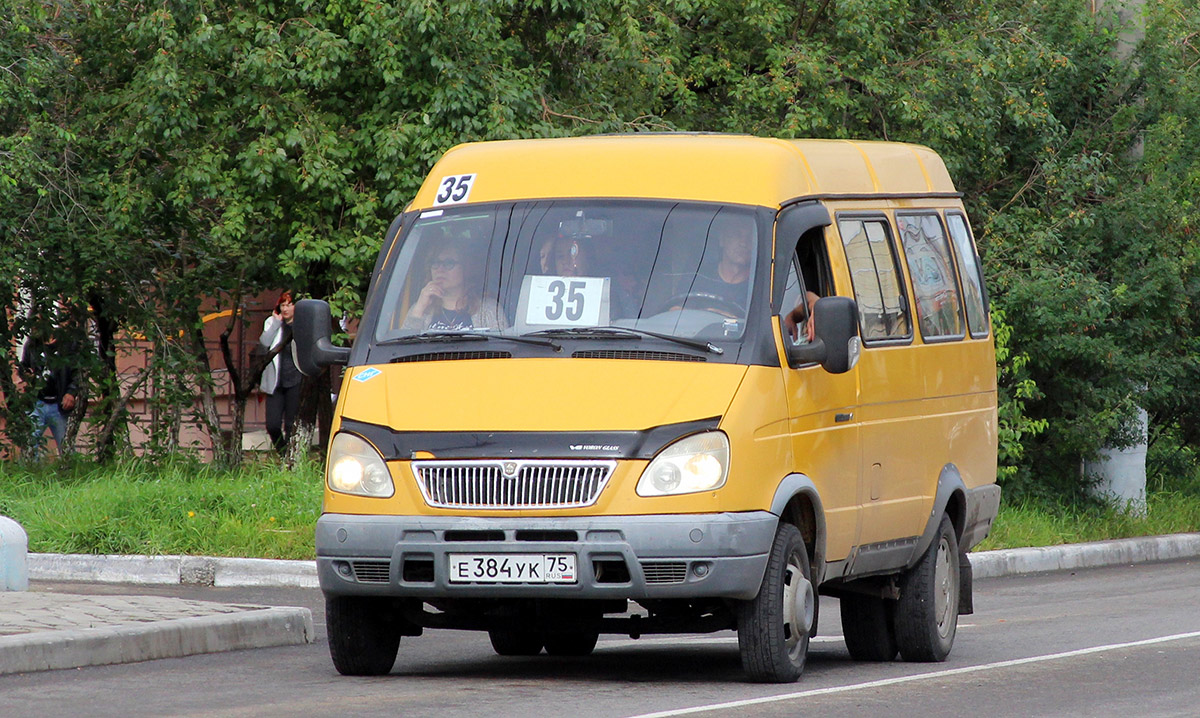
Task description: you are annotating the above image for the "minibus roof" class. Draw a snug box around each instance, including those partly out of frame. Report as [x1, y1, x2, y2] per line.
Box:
[411, 134, 957, 210]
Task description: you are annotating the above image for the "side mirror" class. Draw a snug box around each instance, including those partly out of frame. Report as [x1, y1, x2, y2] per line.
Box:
[293, 299, 351, 376]
[785, 296, 861, 374]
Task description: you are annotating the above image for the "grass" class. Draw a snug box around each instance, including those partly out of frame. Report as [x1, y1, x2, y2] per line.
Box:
[0, 455, 323, 560]
[976, 491, 1200, 551]
[1, 457, 1198, 559]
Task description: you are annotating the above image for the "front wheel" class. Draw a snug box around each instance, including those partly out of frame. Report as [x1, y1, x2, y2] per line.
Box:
[894, 515, 960, 662]
[326, 595, 404, 676]
[737, 523, 814, 683]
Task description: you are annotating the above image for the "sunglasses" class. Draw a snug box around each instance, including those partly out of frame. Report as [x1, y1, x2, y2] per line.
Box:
[431, 258, 462, 269]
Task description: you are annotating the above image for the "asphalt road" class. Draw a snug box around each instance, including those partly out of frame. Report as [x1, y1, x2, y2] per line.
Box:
[3, 559, 1198, 718]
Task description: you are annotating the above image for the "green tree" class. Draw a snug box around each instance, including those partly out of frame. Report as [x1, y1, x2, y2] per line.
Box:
[2, 0, 1198, 494]
[0, 0, 101, 453]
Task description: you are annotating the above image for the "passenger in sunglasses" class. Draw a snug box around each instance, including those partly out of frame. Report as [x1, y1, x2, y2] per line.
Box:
[403, 240, 507, 331]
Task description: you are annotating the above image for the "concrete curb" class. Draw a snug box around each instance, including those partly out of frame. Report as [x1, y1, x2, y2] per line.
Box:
[29, 553, 318, 589]
[26, 532, 1200, 588]
[969, 532, 1200, 579]
[0, 606, 314, 676]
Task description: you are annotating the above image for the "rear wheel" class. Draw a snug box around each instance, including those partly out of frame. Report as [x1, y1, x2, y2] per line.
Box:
[326, 595, 403, 676]
[894, 515, 960, 662]
[840, 593, 898, 661]
[737, 523, 814, 683]
[488, 628, 544, 656]
[543, 630, 599, 656]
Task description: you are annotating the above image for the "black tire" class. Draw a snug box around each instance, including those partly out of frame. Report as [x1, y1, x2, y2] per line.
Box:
[737, 523, 814, 683]
[840, 593, 898, 661]
[894, 515, 960, 662]
[542, 630, 599, 657]
[489, 628, 544, 656]
[326, 595, 403, 676]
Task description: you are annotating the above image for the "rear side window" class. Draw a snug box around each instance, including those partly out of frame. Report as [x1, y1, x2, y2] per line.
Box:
[896, 213, 965, 341]
[945, 212, 989, 337]
[838, 218, 910, 342]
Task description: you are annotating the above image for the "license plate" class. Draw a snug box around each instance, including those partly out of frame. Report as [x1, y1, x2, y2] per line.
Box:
[448, 553, 577, 584]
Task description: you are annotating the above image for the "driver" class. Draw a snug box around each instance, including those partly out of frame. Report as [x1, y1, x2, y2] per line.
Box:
[683, 213, 754, 311]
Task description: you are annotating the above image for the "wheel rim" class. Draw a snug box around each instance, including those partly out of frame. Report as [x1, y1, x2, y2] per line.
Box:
[782, 549, 814, 661]
[933, 536, 957, 639]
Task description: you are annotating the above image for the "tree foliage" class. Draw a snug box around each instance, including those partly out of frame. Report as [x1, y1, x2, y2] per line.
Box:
[1, 0, 1198, 496]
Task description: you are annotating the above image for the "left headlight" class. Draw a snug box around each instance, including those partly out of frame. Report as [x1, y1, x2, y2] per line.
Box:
[636, 431, 730, 497]
[326, 433, 394, 498]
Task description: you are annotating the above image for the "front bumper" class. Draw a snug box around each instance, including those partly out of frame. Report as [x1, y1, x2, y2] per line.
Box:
[317, 512, 778, 600]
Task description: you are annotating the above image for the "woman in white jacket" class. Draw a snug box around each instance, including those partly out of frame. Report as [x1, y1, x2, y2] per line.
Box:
[258, 290, 302, 454]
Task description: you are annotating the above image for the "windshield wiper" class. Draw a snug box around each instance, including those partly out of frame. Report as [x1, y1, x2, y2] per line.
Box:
[484, 333, 561, 351]
[524, 327, 640, 339]
[377, 331, 488, 346]
[379, 331, 560, 351]
[523, 326, 723, 355]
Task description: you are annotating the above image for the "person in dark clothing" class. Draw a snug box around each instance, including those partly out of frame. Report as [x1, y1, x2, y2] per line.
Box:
[19, 334, 80, 458]
[680, 213, 755, 316]
[258, 290, 302, 454]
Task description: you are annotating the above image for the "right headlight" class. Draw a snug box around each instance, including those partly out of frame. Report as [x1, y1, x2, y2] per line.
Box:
[636, 431, 730, 497]
[326, 433, 394, 498]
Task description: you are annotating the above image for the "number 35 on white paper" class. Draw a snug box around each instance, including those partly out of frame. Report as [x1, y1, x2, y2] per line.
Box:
[525, 276, 606, 327]
[433, 174, 476, 206]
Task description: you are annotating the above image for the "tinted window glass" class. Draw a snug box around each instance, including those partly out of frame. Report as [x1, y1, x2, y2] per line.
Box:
[896, 213, 965, 340]
[946, 212, 989, 337]
[839, 218, 910, 341]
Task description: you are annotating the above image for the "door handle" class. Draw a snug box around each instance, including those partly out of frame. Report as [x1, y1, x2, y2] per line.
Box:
[835, 412, 853, 423]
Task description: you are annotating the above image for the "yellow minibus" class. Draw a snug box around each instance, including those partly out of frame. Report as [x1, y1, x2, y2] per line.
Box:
[294, 134, 1000, 683]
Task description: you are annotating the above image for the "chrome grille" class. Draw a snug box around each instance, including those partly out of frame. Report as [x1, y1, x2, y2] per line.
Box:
[641, 562, 688, 584]
[351, 560, 391, 584]
[412, 460, 616, 510]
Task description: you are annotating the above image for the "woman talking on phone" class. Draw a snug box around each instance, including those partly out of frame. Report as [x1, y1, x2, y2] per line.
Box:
[258, 290, 302, 454]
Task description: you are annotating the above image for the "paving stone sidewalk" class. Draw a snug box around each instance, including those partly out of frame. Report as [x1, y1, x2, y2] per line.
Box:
[0, 592, 270, 634]
[0, 590, 313, 676]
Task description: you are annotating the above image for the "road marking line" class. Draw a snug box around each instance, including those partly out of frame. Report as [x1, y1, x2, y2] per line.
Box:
[624, 629, 1200, 718]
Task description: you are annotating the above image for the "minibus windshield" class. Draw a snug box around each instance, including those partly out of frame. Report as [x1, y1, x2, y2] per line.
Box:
[372, 200, 760, 346]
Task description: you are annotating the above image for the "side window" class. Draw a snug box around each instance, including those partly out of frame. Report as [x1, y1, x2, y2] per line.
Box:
[779, 256, 812, 346]
[839, 218, 910, 342]
[946, 212, 990, 337]
[896, 213, 965, 341]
